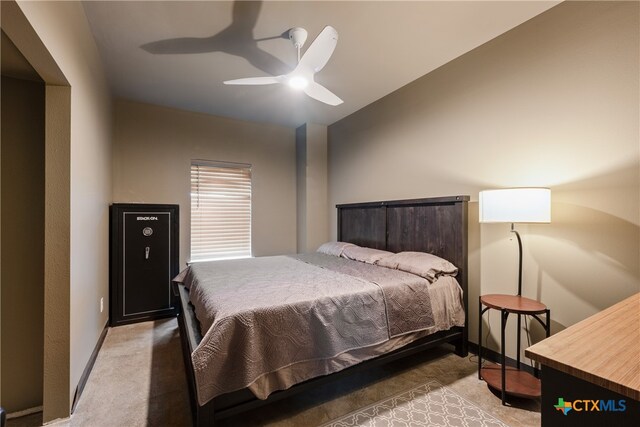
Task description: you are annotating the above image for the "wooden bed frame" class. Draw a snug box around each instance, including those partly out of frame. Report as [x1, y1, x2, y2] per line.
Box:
[175, 195, 469, 426]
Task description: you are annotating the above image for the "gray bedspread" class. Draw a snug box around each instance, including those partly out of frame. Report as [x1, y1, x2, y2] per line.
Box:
[293, 254, 435, 337]
[174, 253, 462, 406]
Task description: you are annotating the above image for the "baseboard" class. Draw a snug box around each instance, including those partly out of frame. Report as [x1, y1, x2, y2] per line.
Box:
[6, 406, 43, 419]
[468, 341, 539, 376]
[71, 322, 109, 413]
[43, 417, 70, 426]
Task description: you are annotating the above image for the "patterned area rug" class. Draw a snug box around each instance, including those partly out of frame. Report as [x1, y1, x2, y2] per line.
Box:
[321, 380, 509, 427]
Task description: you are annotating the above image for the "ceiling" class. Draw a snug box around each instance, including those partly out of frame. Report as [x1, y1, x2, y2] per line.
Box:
[82, 1, 560, 128]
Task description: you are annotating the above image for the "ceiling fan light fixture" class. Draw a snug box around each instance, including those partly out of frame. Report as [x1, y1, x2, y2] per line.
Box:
[288, 76, 309, 90]
[225, 26, 342, 105]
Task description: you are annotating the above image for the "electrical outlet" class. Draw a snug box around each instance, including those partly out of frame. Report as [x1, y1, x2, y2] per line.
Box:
[100, 297, 104, 313]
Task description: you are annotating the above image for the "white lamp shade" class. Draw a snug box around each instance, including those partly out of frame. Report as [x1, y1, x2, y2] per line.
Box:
[479, 188, 551, 223]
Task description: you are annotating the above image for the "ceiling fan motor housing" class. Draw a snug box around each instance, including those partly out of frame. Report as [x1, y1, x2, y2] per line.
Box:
[289, 27, 308, 48]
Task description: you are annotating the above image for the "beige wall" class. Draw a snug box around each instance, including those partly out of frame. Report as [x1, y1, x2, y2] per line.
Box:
[296, 123, 329, 253]
[296, 125, 308, 251]
[112, 100, 297, 267]
[0, 76, 45, 413]
[328, 1, 639, 361]
[14, 0, 112, 419]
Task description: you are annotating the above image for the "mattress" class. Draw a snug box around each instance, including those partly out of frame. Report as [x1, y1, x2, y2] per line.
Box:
[173, 253, 465, 406]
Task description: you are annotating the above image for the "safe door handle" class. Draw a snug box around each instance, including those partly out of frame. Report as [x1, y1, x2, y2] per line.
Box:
[145, 246, 150, 259]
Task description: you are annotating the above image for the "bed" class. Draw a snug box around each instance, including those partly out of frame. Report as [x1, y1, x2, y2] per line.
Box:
[174, 195, 469, 426]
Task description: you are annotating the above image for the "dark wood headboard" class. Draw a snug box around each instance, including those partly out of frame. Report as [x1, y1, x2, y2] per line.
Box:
[337, 195, 469, 320]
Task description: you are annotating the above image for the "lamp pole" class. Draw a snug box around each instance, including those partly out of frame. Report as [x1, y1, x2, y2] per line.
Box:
[511, 223, 523, 296]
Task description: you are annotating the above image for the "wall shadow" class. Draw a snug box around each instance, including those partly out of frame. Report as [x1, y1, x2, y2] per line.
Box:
[528, 162, 640, 313]
[531, 202, 638, 311]
[141, 1, 290, 76]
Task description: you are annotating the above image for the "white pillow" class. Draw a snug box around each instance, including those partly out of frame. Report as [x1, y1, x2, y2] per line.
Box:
[376, 251, 458, 282]
[342, 246, 394, 264]
[317, 241, 357, 257]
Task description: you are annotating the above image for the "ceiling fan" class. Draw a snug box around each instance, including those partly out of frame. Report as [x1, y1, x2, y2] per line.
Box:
[224, 26, 343, 106]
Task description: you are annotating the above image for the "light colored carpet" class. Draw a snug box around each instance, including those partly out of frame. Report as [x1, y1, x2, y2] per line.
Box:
[321, 380, 508, 427]
[8, 319, 540, 426]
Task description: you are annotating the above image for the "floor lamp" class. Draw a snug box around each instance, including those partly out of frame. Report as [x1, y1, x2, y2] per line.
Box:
[479, 188, 551, 296]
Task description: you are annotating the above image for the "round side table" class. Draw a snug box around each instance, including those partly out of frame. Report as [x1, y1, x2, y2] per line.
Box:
[478, 294, 551, 405]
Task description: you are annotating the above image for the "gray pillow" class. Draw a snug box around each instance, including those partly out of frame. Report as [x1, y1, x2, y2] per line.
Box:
[342, 246, 394, 264]
[316, 241, 357, 257]
[376, 251, 458, 282]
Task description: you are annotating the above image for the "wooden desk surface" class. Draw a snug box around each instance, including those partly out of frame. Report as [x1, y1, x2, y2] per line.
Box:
[526, 293, 640, 401]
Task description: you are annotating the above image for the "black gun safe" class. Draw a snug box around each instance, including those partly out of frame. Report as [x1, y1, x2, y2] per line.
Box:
[110, 204, 179, 326]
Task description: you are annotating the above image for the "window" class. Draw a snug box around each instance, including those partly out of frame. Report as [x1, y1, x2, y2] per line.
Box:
[190, 161, 252, 262]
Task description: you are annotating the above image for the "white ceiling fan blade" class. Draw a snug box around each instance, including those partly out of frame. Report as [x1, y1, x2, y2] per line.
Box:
[224, 76, 281, 85]
[298, 26, 338, 73]
[303, 81, 343, 106]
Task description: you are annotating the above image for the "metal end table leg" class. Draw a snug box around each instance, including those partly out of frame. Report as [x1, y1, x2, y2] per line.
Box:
[501, 309, 507, 405]
[546, 309, 551, 337]
[516, 314, 521, 370]
[478, 297, 483, 380]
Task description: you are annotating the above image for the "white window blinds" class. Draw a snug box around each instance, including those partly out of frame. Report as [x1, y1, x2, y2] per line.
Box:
[190, 161, 252, 262]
